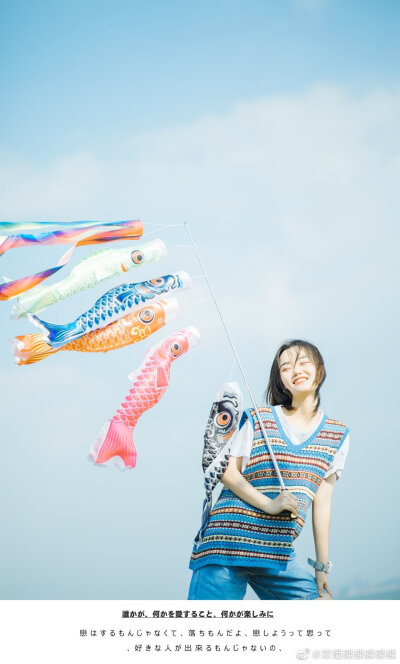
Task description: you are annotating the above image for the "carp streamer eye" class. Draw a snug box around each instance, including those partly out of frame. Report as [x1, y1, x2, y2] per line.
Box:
[170, 342, 181, 357]
[216, 411, 232, 427]
[150, 277, 165, 285]
[131, 250, 144, 264]
[138, 309, 155, 324]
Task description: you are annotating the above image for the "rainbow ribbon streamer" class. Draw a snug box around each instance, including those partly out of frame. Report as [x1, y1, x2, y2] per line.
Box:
[0, 219, 143, 257]
[0, 220, 130, 233]
[0, 219, 143, 301]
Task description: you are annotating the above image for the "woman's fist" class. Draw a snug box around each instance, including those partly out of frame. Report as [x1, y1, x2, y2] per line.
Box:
[266, 490, 298, 516]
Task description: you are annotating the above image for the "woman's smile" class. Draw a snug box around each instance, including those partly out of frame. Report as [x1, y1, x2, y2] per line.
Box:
[293, 376, 308, 385]
[278, 346, 318, 396]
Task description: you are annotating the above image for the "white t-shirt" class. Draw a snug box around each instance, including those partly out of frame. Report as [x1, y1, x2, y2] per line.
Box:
[230, 405, 349, 480]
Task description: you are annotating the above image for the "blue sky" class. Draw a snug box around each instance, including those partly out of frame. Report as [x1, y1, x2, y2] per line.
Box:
[1, 0, 400, 161]
[0, 0, 399, 600]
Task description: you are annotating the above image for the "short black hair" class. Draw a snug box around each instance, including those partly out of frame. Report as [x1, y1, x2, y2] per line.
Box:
[264, 339, 326, 415]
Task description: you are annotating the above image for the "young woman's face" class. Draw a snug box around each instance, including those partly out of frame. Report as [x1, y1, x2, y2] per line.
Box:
[278, 346, 318, 397]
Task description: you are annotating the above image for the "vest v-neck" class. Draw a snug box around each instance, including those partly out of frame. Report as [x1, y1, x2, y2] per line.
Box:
[270, 405, 327, 450]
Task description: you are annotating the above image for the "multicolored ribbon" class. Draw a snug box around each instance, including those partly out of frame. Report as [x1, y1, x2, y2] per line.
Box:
[0, 219, 143, 300]
[0, 219, 143, 257]
[0, 220, 126, 232]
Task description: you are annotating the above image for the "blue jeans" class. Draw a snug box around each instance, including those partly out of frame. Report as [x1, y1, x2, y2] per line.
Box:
[188, 550, 320, 600]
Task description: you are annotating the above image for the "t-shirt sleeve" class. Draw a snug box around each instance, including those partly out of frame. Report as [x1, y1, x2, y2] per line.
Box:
[323, 433, 350, 480]
[229, 418, 253, 473]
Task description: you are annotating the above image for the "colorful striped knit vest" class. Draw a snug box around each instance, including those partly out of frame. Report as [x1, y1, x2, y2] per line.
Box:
[189, 405, 348, 571]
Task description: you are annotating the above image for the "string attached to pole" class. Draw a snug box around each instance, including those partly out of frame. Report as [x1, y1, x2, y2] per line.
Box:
[141, 224, 185, 241]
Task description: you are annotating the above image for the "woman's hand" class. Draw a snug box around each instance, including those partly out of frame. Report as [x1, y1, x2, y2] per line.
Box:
[315, 570, 332, 599]
[221, 457, 299, 516]
[266, 490, 298, 516]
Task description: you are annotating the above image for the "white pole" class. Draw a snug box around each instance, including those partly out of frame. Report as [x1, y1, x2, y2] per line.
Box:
[183, 221, 290, 494]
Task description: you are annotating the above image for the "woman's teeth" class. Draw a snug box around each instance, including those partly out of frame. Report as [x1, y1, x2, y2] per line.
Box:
[293, 377, 307, 385]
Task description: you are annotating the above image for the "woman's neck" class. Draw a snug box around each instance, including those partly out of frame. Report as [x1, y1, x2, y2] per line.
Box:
[282, 393, 319, 421]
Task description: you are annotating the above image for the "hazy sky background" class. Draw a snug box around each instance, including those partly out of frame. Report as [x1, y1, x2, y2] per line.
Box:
[0, 0, 399, 600]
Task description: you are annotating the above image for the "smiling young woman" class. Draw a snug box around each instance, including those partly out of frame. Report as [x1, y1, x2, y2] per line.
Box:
[188, 339, 350, 600]
[268, 341, 326, 432]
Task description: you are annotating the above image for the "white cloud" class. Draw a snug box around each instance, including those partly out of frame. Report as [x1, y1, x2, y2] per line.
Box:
[2, 84, 399, 227]
[1, 83, 399, 346]
[0, 151, 104, 219]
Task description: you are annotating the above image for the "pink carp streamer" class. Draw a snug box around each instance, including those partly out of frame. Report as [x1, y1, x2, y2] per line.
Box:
[89, 326, 201, 470]
[0, 219, 143, 301]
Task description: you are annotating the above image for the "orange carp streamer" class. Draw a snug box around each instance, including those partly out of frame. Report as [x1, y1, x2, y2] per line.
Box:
[12, 298, 179, 365]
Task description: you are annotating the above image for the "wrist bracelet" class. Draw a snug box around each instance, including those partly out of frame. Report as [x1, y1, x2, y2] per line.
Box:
[307, 557, 333, 573]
